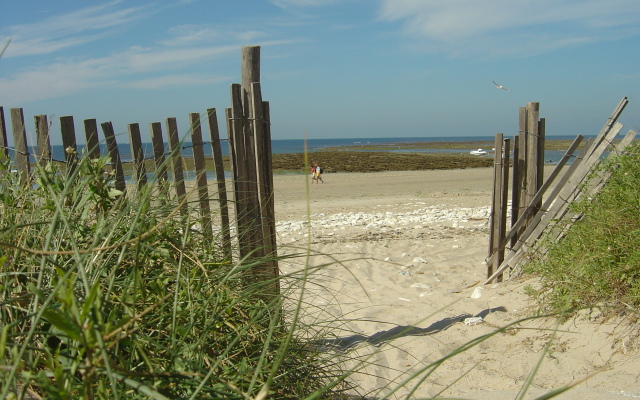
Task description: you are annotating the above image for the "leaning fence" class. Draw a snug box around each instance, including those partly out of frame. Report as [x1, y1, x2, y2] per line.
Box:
[0, 45, 279, 295]
[486, 97, 635, 283]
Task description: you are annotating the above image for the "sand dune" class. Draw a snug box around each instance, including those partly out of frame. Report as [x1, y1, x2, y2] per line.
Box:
[274, 168, 640, 400]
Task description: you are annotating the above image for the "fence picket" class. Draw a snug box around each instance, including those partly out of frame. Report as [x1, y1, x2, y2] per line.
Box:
[207, 108, 232, 260]
[10, 108, 30, 185]
[486, 121, 624, 284]
[525, 102, 541, 220]
[150, 122, 168, 182]
[60, 116, 79, 176]
[0, 44, 280, 299]
[0, 107, 7, 177]
[166, 117, 187, 217]
[35, 115, 51, 167]
[189, 113, 213, 238]
[488, 135, 510, 281]
[128, 123, 147, 189]
[261, 102, 279, 287]
[84, 119, 100, 159]
[100, 121, 126, 194]
[229, 85, 251, 258]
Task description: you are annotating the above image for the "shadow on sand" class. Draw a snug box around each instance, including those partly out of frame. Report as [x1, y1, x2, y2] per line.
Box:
[313, 306, 507, 352]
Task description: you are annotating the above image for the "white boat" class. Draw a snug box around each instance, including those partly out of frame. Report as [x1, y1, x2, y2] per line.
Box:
[470, 148, 487, 156]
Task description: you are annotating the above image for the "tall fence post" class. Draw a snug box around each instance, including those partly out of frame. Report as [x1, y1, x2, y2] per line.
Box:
[240, 47, 263, 255]
[516, 107, 527, 224]
[488, 134, 509, 281]
[222, 45, 279, 297]
[525, 102, 541, 215]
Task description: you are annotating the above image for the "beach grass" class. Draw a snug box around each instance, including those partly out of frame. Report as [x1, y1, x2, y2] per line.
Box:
[523, 141, 640, 322]
[0, 154, 356, 399]
[1, 138, 637, 399]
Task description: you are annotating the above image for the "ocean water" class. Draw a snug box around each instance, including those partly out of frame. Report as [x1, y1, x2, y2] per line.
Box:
[7, 135, 592, 183]
[30, 135, 584, 165]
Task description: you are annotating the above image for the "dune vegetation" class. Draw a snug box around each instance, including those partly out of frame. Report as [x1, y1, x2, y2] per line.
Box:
[1, 139, 638, 399]
[524, 141, 640, 321]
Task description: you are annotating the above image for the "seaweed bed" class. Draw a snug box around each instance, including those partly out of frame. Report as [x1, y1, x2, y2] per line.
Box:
[271, 151, 493, 173]
[269, 138, 584, 173]
[180, 139, 583, 174]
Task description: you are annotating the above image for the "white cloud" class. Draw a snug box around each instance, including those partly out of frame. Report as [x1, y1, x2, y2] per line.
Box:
[125, 74, 230, 89]
[1, 1, 149, 57]
[271, 0, 336, 7]
[0, 58, 113, 103]
[160, 25, 266, 47]
[125, 45, 238, 72]
[378, 0, 640, 57]
[0, 44, 238, 104]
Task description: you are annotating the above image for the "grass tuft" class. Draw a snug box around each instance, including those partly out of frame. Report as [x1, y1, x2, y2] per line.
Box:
[523, 141, 640, 320]
[0, 151, 349, 399]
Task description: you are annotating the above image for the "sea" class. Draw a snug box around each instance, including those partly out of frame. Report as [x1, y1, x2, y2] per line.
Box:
[36, 135, 585, 164]
[10, 135, 590, 182]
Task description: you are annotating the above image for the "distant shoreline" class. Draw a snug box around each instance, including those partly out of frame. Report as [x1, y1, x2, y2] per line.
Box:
[33, 137, 595, 177]
[316, 138, 589, 151]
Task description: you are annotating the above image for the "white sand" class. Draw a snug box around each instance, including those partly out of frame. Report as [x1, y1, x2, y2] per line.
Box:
[272, 168, 640, 400]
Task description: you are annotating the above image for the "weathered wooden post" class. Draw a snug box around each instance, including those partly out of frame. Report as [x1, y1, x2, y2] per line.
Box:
[189, 112, 213, 238]
[525, 102, 541, 214]
[60, 116, 79, 176]
[128, 123, 147, 190]
[100, 121, 126, 194]
[34, 115, 51, 167]
[229, 84, 252, 257]
[485, 97, 628, 284]
[207, 108, 233, 260]
[165, 117, 188, 217]
[224, 45, 279, 296]
[239, 48, 264, 260]
[84, 119, 101, 159]
[488, 134, 510, 281]
[516, 107, 527, 224]
[0, 107, 8, 178]
[510, 133, 521, 248]
[149, 122, 169, 204]
[10, 108, 30, 185]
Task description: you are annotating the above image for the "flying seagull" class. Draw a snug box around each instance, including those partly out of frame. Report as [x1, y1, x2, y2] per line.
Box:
[492, 80, 510, 91]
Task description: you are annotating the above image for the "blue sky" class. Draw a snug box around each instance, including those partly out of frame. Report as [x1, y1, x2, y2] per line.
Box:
[1, 0, 640, 145]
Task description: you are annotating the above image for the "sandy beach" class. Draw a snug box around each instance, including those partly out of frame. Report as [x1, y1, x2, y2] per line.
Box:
[272, 168, 640, 400]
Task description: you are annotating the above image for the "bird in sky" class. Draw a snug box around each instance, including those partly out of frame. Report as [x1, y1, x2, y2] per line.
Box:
[492, 80, 510, 91]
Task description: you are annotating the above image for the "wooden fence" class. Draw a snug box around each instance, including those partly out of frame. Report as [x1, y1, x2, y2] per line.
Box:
[486, 97, 635, 283]
[0, 46, 279, 295]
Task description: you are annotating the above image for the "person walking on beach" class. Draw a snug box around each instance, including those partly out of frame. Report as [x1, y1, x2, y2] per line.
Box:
[314, 163, 324, 183]
[311, 163, 317, 184]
